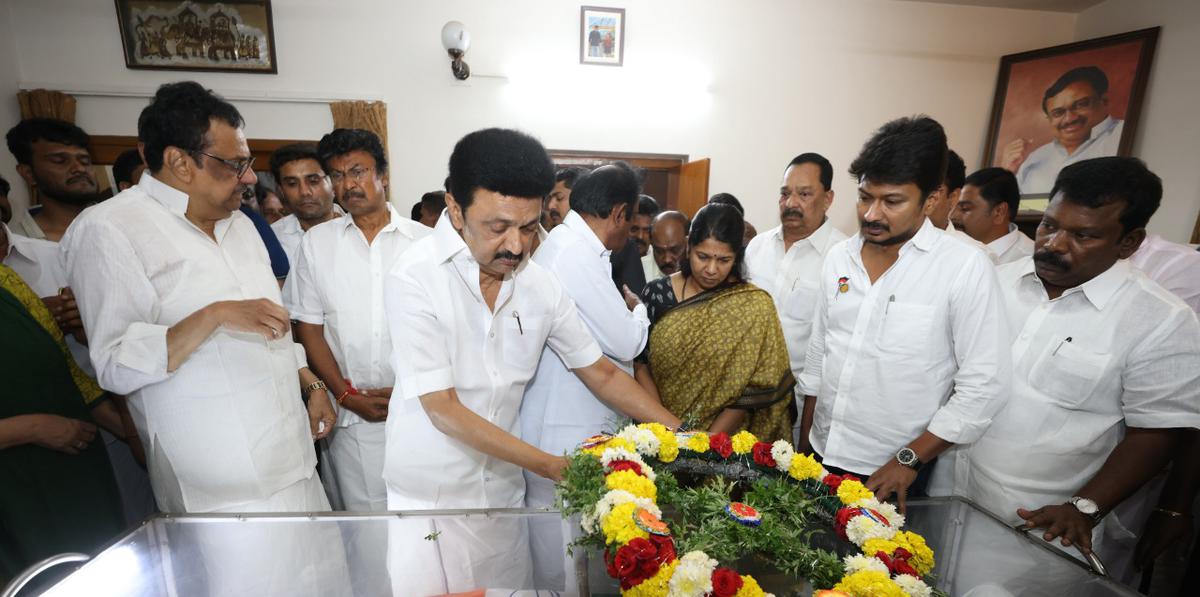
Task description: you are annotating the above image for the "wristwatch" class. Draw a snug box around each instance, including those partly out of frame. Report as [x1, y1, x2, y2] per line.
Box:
[895, 447, 923, 471]
[1068, 496, 1104, 524]
[303, 380, 328, 398]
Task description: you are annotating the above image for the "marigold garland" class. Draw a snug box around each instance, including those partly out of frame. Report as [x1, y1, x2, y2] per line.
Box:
[560, 423, 938, 597]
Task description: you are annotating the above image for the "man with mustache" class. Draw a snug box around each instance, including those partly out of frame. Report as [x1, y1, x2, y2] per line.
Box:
[269, 142, 341, 267]
[797, 116, 1010, 509]
[381, 128, 680, 594]
[5, 118, 102, 242]
[1003, 66, 1124, 195]
[965, 157, 1200, 578]
[647, 210, 689, 279]
[542, 166, 582, 232]
[949, 167, 1035, 265]
[745, 153, 848, 444]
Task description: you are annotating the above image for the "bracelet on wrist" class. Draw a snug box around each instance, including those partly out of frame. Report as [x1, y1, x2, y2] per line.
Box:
[335, 379, 360, 406]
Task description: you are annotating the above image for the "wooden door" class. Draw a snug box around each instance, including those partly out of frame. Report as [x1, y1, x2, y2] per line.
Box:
[669, 158, 710, 217]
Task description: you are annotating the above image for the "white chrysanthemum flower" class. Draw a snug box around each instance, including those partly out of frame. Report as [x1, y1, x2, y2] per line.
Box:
[770, 440, 795, 473]
[668, 551, 718, 596]
[617, 425, 661, 457]
[843, 553, 889, 575]
[599, 447, 656, 481]
[580, 489, 661, 535]
[894, 574, 933, 597]
[869, 499, 906, 529]
[846, 513, 898, 545]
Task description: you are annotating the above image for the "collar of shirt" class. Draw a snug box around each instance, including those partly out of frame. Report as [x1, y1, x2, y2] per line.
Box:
[275, 214, 302, 235]
[431, 211, 470, 264]
[986, 224, 1023, 256]
[846, 217, 939, 266]
[1, 221, 52, 266]
[1017, 255, 1132, 311]
[561, 210, 611, 258]
[766, 218, 840, 255]
[140, 173, 237, 241]
[337, 202, 414, 239]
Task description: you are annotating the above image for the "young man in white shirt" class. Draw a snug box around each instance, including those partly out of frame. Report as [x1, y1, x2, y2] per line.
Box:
[268, 143, 340, 267]
[520, 162, 652, 588]
[922, 149, 965, 232]
[950, 167, 1035, 265]
[797, 116, 1011, 509]
[382, 128, 680, 594]
[4, 118, 101, 242]
[965, 157, 1200, 579]
[745, 153, 848, 445]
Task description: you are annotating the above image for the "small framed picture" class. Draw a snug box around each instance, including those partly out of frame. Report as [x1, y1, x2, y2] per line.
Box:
[114, 0, 278, 74]
[580, 6, 625, 67]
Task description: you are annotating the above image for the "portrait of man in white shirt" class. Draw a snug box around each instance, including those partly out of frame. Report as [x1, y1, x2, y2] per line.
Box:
[381, 128, 680, 595]
[797, 116, 1011, 509]
[949, 167, 1035, 265]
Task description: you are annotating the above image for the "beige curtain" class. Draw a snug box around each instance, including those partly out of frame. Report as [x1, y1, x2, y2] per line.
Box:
[17, 89, 77, 122]
[329, 100, 388, 152]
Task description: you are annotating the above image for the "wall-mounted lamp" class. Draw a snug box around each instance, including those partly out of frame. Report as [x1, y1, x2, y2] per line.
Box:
[441, 21, 471, 81]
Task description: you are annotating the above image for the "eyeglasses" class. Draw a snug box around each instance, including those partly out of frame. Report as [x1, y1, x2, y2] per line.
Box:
[328, 165, 375, 185]
[192, 150, 256, 178]
[1048, 96, 1097, 120]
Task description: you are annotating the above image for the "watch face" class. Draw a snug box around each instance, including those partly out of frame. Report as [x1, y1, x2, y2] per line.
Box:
[897, 448, 917, 465]
[1073, 498, 1100, 514]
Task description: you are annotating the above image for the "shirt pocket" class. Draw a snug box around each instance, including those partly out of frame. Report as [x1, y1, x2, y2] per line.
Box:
[877, 302, 935, 357]
[502, 315, 545, 378]
[1028, 337, 1112, 409]
[785, 284, 819, 322]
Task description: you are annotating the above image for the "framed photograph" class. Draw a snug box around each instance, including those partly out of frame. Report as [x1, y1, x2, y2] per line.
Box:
[580, 6, 625, 66]
[114, 0, 278, 74]
[982, 27, 1158, 201]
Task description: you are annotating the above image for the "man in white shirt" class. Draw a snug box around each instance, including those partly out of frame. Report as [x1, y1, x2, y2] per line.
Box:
[1130, 233, 1200, 314]
[520, 162, 651, 588]
[965, 157, 1200, 576]
[745, 153, 848, 445]
[798, 116, 1011, 508]
[950, 167, 1035, 265]
[286, 128, 430, 513]
[1003, 66, 1125, 195]
[922, 149, 965, 232]
[541, 167, 582, 232]
[382, 128, 680, 594]
[61, 82, 336, 514]
[4, 118, 102, 242]
[268, 142, 341, 266]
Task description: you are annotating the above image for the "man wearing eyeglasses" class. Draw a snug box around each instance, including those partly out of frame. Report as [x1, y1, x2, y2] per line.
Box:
[1002, 66, 1125, 195]
[60, 81, 337, 518]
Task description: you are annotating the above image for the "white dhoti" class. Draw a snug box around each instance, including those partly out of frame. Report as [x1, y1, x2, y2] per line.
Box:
[329, 421, 388, 512]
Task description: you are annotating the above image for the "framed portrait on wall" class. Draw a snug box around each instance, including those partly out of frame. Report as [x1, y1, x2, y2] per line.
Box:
[580, 6, 625, 66]
[982, 27, 1159, 203]
[114, 0, 278, 73]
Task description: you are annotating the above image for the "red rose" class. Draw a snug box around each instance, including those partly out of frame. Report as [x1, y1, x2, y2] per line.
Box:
[893, 559, 920, 578]
[710, 432, 733, 458]
[822, 473, 843, 491]
[608, 460, 644, 476]
[649, 533, 677, 562]
[626, 537, 658, 561]
[636, 556, 661, 580]
[711, 568, 744, 597]
[751, 441, 776, 468]
[614, 546, 638, 578]
[833, 507, 857, 540]
[893, 547, 912, 561]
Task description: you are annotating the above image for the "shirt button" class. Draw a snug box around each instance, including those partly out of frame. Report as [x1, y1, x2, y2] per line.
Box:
[489, 332, 495, 338]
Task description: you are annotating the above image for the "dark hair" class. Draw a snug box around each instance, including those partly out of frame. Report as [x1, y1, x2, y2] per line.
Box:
[848, 115, 948, 201]
[421, 190, 446, 212]
[964, 167, 1020, 222]
[555, 167, 587, 190]
[1050, 157, 1161, 234]
[112, 148, 144, 188]
[637, 194, 661, 217]
[707, 192, 744, 216]
[138, 81, 243, 172]
[1043, 66, 1109, 114]
[317, 129, 388, 175]
[786, 152, 834, 191]
[6, 118, 91, 166]
[254, 181, 276, 202]
[569, 161, 640, 219]
[0, 174, 9, 196]
[410, 202, 423, 220]
[945, 150, 966, 192]
[269, 142, 322, 183]
[681, 203, 746, 282]
[447, 128, 555, 212]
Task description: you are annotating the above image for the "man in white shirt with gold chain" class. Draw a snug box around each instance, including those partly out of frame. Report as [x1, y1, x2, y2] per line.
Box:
[965, 157, 1200, 579]
[950, 167, 1035, 265]
[745, 153, 847, 445]
[797, 116, 1011, 509]
[382, 128, 680, 594]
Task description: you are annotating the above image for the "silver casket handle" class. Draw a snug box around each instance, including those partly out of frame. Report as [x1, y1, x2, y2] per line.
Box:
[1, 552, 91, 597]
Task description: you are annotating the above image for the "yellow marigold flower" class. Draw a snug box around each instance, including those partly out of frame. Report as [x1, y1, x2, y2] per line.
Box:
[583, 437, 636, 458]
[733, 574, 766, 597]
[832, 569, 906, 597]
[605, 469, 657, 501]
[837, 479, 875, 506]
[641, 422, 680, 463]
[731, 430, 758, 455]
[601, 502, 649, 545]
[788, 453, 824, 481]
[685, 432, 710, 453]
[861, 538, 901, 558]
[895, 530, 935, 576]
[623, 559, 678, 597]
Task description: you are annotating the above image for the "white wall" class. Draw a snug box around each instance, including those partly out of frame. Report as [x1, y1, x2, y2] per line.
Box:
[5, 0, 1079, 235]
[1076, 0, 1200, 243]
[0, 4, 28, 213]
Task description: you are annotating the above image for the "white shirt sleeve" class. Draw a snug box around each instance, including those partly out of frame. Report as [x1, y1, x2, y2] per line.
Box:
[386, 265, 455, 400]
[553, 252, 649, 362]
[287, 234, 324, 325]
[1121, 307, 1200, 429]
[62, 218, 171, 395]
[927, 250, 1012, 445]
[547, 283, 604, 370]
[798, 259, 831, 397]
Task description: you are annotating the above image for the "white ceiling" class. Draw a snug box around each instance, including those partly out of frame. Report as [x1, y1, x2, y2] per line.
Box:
[893, 0, 1106, 13]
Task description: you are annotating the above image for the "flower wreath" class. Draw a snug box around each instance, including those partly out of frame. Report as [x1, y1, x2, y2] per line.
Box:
[556, 423, 942, 597]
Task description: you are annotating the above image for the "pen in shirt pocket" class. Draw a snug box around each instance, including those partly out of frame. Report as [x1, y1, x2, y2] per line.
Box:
[512, 310, 523, 335]
[1053, 336, 1073, 355]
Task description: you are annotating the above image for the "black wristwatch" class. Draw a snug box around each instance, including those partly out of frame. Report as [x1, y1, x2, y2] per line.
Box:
[896, 447, 923, 471]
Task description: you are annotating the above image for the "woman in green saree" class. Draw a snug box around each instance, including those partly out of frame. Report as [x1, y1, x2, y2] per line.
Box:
[636, 204, 794, 442]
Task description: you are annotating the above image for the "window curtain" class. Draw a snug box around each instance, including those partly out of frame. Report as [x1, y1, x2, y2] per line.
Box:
[329, 100, 388, 152]
[17, 89, 77, 122]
